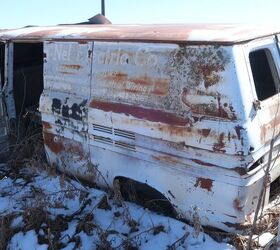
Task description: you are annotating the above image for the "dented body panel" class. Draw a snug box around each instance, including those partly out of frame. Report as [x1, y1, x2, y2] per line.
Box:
[1, 24, 280, 232]
[39, 39, 259, 232]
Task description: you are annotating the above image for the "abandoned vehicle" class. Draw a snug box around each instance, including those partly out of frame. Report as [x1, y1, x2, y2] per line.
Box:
[0, 24, 280, 232]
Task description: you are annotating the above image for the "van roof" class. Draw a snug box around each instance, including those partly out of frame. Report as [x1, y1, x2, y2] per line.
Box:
[0, 24, 279, 44]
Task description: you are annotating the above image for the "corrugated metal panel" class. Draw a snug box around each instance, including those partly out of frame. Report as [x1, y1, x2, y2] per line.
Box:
[0, 24, 280, 44]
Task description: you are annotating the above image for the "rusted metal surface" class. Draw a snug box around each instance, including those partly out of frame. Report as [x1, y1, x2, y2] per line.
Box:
[194, 177, 213, 192]
[43, 41, 93, 96]
[1, 24, 280, 44]
[34, 32, 280, 233]
[89, 42, 246, 156]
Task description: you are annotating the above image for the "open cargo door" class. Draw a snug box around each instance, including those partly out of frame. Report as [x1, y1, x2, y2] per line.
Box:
[0, 42, 10, 159]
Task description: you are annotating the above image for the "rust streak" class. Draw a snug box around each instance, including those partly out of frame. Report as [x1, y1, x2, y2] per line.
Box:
[200, 128, 211, 137]
[235, 125, 245, 146]
[152, 154, 181, 165]
[78, 41, 88, 44]
[181, 88, 237, 121]
[212, 133, 226, 153]
[103, 72, 169, 96]
[90, 100, 191, 126]
[191, 159, 217, 167]
[233, 198, 243, 212]
[59, 71, 76, 75]
[233, 167, 247, 176]
[61, 64, 83, 70]
[194, 177, 213, 192]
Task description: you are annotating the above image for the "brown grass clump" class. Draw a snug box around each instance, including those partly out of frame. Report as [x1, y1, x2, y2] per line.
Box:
[0, 214, 15, 250]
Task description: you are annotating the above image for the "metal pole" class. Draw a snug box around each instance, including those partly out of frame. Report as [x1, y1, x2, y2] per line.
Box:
[101, 0, 105, 16]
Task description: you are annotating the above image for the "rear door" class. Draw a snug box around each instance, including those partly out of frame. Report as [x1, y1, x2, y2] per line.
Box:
[40, 41, 94, 180]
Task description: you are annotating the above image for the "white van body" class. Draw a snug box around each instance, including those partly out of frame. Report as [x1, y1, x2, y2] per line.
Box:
[1, 24, 280, 231]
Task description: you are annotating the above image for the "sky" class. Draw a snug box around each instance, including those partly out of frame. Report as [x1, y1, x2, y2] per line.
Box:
[0, 0, 279, 29]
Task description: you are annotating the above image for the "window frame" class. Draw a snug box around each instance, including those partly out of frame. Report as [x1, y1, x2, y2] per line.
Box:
[244, 36, 280, 105]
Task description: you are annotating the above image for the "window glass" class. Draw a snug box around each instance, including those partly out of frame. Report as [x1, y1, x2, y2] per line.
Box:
[249, 49, 279, 101]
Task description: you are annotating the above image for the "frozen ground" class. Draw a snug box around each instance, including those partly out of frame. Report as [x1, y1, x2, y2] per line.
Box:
[0, 163, 235, 250]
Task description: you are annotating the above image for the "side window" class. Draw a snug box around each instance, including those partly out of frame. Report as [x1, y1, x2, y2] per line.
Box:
[249, 49, 279, 101]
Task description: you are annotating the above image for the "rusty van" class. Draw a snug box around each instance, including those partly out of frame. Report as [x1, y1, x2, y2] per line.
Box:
[1, 24, 280, 232]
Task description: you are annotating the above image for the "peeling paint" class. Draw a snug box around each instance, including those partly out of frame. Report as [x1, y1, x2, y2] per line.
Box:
[90, 100, 191, 126]
[52, 98, 87, 121]
[194, 177, 213, 192]
[37, 37, 275, 233]
[213, 133, 226, 153]
[44, 132, 86, 161]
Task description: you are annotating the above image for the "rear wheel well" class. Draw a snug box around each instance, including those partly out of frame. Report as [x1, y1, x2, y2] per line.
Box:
[114, 176, 177, 217]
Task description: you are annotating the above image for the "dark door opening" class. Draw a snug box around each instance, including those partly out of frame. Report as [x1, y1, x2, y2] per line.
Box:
[8, 42, 44, 160]
[13, 43, 43, 118]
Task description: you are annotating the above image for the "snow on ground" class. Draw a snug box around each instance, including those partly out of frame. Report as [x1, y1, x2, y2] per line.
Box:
[0, 163, 234, 250]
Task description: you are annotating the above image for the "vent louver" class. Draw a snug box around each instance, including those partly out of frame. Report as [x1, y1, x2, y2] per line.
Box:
[92, 124, 135, 151]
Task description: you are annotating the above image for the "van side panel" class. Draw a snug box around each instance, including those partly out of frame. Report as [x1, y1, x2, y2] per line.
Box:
[41, 41, 261, 232]
[89, 42, 247, 159]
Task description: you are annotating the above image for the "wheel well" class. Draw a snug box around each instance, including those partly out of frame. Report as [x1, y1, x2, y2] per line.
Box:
[114, 176, 177, 217]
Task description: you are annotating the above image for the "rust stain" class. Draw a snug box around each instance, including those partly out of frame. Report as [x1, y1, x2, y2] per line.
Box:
[181, 88, 237, 121]
[235, 125, 243, 140]
[43, 132, 85, 160]
[235, 125, 245, 146]
[61, 64, 83, 70]
[103, 72, 169, 96]
[233, 167, 247, 176]
[260, 103, 280, 144]
[170, 45, 230, 92]
[191, 158, 218, 167]
[90, 100, 191, 126]
[197, 64, 224, 88]
[20, 29, 62, 38]
[58, 71, 76, 75]
[43, 132, 64, 154]
[194, 177, 213, 192]
[42, 121, 52, 131]
[233, 198, 243, 212]
[4, 24, 276, 44]
[212, 133, 226, 153]
[199, 128, 211, 137]
[78, 41, 88, 44]
[152, 154, 181, 165]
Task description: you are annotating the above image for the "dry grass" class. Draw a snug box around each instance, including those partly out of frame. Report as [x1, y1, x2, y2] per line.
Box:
[0, 214, 15, 250]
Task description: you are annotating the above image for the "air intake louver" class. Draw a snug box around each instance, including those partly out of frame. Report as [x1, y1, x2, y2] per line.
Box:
[92, 124, 135, 151]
